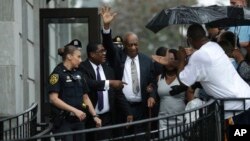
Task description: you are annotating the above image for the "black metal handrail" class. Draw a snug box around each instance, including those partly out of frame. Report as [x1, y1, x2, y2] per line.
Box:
[2, 98, 249, 141]
[216, 97, 250, 141]
[0, 103, 52, 141]
[18, 99, 219, 141]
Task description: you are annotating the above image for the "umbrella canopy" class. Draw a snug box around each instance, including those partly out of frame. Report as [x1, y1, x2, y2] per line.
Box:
[146, 5, 250, 33]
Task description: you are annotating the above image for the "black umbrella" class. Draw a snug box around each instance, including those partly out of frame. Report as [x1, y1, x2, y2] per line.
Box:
[146, 5, 250, 33]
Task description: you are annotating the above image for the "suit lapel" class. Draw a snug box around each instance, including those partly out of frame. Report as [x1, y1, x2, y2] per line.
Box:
[138, 53, 145, 88]
[102, 64, 110, 79]
[120, 52, 127, 78]
[84, 60, 96, 79]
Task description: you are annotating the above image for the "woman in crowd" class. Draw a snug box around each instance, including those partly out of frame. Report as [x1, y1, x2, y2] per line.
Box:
[156, 48, 186, 140]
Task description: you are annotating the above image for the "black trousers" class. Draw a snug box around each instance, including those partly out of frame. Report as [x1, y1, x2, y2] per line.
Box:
[53, 116, 86, 141]
[127, 102, 147, 140]
[86, 112, 112, 141]
[115, 102, 148, 141]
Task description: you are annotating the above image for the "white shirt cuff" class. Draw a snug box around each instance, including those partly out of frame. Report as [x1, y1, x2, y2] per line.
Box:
[104, 80, 110, 90]
[102, 27, 111, 34]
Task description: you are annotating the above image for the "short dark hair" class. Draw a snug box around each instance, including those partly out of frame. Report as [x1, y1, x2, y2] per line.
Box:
[86, 43, 101, 58]
[219, 31, 236, 47]
[218, 40, 234, 56]
[169, 49, 178, 60]
[187, 24, 206, 41]
[155, 46, 167, 56]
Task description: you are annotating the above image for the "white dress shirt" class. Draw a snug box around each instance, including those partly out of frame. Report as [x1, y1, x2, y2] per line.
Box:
[89, 61, 110, 114]
[122, 56, 142, 102]
[179, 41, 250, 119]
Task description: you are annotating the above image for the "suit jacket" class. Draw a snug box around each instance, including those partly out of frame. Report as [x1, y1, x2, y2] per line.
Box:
[79, 60, 131, 121]
[102, 31, 157, 106]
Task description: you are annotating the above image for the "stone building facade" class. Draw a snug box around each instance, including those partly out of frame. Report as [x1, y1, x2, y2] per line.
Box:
[0, 0, 101, 120]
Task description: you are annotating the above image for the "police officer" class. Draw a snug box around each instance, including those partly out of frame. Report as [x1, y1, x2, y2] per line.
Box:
[112, 35, 124, 49]
[48, 44, 101, 141]
[67, 39, 82, 48]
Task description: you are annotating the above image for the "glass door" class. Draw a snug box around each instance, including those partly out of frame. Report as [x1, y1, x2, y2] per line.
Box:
[40, 8, 100, 121]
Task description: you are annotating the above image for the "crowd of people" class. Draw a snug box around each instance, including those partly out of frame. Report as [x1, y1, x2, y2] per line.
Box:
[47, 0, 250, 140]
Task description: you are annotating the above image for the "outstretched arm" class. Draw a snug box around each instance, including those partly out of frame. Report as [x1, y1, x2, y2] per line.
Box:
[152, 47, 188, 86]
[100, 6, 117, 30]
[100, 6, 120, 70]
[50, 93, 86, 121]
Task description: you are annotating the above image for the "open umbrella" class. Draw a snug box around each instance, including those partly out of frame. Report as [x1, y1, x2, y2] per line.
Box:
[146, 5, 250, 33]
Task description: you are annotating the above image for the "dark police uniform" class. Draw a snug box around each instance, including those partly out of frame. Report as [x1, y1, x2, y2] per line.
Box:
[48, 63, 89, 141]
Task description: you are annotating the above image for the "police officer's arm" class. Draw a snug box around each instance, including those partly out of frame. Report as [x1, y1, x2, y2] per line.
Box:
[48, 72, 86, 121]
[82, 94, 102, 127]
[49, 93, 86, 121]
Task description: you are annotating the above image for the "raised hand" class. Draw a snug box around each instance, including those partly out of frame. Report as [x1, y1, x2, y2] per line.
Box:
[100, 6, 117, 29]
[152, 49, 170, 65]
[152, 55, 169, 65]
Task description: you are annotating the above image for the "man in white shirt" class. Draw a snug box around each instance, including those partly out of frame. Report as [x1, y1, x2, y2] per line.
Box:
[153, 24, 250, 123]
[180, 24, 250, 121]
[228, 0, 250, 58]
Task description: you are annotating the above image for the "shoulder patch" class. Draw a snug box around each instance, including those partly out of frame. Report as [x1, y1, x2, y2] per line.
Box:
[49, 74, 59, 85]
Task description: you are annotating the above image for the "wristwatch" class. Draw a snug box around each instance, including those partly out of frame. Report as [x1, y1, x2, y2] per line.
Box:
[93, 115, 99, 118]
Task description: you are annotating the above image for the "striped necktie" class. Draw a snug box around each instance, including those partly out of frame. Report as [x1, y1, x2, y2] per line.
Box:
[131, 59, 139, 94]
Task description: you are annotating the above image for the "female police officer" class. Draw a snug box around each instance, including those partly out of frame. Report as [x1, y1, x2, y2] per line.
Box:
[48, 44, 101, 141]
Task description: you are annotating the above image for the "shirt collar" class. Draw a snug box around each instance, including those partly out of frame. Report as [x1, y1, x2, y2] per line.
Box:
[129, 55, 139, 61]
[89, 60, 101, 70]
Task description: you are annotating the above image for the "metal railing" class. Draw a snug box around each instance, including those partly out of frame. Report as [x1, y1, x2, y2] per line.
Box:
[0, 103, 52, 141]
[2, 98, 250, 141]
[217, 98, 250, 141]
[16, 99, 219, 141]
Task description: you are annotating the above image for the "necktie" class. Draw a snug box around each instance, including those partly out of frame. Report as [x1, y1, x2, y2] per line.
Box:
[131, 59, 139, 94]
[96, 66, 104, 111]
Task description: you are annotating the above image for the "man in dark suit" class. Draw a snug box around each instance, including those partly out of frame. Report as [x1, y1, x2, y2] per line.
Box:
[100, 6, 157, 138]
[79, 43, 133, 140]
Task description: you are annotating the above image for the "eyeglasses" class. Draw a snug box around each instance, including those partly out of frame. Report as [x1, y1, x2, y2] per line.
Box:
[95, 49, 107, 54]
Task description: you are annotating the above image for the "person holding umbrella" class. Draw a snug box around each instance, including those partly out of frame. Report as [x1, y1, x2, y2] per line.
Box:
[228, 0, 250, 54]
